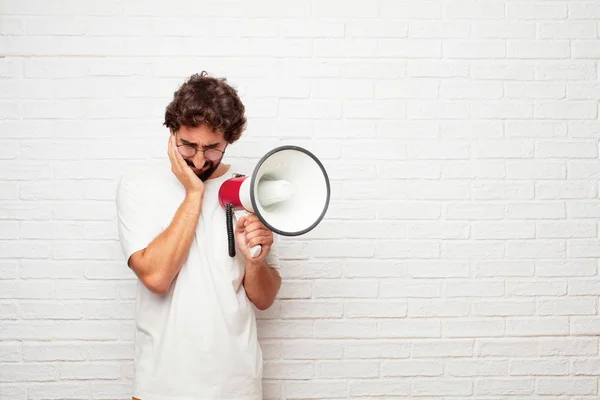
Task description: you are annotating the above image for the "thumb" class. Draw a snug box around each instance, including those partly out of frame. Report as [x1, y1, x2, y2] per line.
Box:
[236, 216, 246, 234]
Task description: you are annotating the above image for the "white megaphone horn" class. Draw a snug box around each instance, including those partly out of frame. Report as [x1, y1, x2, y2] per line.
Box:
[218, 145, 331, 258]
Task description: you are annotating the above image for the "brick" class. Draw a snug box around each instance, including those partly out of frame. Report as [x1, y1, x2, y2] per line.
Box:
[472, 22, 536, 39]
[284, 380, 346, 398]
[506, 317, 569, 336]
[442, 161, 505, 179]
[474, 300, 535, 317]
[381, 360, 443, 377]
[540, 22, 597, 39]
[20, 301, 83, 320]
[263, 361, 314, 380]
[349, 380, 410, 396]
[444, 281, 504, 297]
[507, 3, 567, 19]
[537, 221, 596, 239]
[539, 338, 598, 356]
[538, 297, 596, 316]
[378, 320, 440, 338]
[476, 339, 538, 357]
[474, 261, 534, 277]
[257, 321, 313, 339]
[445, 1, 504, 19]
[509, 359, 569, 376]
[90, 382, 130, 400]
[537, 378, 597, 395]
[507, 280, 567, 296]
[314, 280, 378, 298]
[407, 261, 470, 278]
[409, 22, 470, 39]
[345, 341, 410, 359]
[506, 121, 567, 138]
[537, 260, 596, 277]
[472, 182, 534, 200]
[28, 382, 90, 399]
[0, 342, 21, 362]
[282, 340, 344, 360]
[317, 361, 378, 378]
[569, 279, 600, 295]
[380, 1, 442, 18]
[508, 41, 570, 59]
[380, 280, 441, 298]
[280, 301, 343, 319]
[472, 222, 535, 240]
[408, 60, 469, 77]
[476, 378, 534, 395]
[445, 203, 505, 220]
[443, 319, 505, 338]
[447, 360, 507, 376]
[442, 241, 505, 259]
[344, 301, 407, 318]
[536, 61, 597, 80]
[314, 321, 376, 339]
[571, 318, 600, 335]
[412, 339, 474, 358]
[0, 363, 58, 382]
[412, 379, 473, 396]
[507, 240, 566, 259]
[472, 139, 534, 158]
[58, 362, 120, 380]
[572, 358, 600, 376]
[343, 260, 406, 278]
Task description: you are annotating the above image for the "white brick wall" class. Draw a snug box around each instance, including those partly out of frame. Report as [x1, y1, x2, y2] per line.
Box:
[1, 0, 599, 399]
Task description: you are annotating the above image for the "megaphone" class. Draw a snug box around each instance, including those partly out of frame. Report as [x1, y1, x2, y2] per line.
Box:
[218, 145, 330, 258]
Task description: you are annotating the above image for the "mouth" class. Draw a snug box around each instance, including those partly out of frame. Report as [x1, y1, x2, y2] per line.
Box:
[187, 161, 210, 176]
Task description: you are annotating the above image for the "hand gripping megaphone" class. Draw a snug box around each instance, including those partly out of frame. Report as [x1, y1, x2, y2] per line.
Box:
[218, 145, 330, 258]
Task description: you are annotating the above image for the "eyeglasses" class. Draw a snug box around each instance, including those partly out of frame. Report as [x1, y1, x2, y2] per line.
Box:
[175, 135, 226, 162]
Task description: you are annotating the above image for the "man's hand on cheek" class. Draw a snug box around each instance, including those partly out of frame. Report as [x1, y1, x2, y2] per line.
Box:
[235, 213, 274, 265]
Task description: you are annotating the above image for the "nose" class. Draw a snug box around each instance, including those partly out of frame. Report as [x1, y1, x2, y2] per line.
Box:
[190, 152, 207, 169]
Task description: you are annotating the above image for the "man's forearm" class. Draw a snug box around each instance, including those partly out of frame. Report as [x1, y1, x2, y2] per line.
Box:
[243, 260, 281, 310]
[134, 192, 203, 293]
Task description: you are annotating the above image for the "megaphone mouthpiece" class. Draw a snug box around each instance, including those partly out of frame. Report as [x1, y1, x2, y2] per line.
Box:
[257, 179, 293, 207]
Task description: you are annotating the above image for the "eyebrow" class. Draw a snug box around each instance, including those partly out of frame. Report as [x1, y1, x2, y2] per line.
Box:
[180, 138, 220, 149]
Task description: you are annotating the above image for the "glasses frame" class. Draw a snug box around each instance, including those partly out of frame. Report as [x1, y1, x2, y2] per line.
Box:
[174, 133, 227, 161]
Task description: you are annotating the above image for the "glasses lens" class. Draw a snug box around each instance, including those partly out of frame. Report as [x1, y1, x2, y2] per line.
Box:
[178, 145, 196, 158]
[204, 149, 222, 161]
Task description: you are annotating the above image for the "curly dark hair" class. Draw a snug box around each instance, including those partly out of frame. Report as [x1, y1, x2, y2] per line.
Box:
[163, 71, 247, 143]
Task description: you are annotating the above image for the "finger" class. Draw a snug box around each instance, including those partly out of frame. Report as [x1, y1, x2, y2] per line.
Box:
[244, 221, 268, 234]
[168, 136, 179, 171]
[244, 214, 261, 225]
[245, 229, 272, 242]
[248, 235, 273, 249]
[236, 216, 247, 234]
[173, 139, 188, 170]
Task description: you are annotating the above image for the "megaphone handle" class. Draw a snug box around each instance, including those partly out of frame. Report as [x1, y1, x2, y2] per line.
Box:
[233, 209, 262, 258]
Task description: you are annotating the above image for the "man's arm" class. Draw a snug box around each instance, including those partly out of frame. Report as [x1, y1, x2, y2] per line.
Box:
[243, 260, 281, 310]
[235, 214, 282, 310]
[128, 191, 203, 294]
[118, 134, 205, 294]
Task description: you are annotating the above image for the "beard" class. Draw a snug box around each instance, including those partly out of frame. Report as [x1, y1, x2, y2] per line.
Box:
[187, 159, 221, 181]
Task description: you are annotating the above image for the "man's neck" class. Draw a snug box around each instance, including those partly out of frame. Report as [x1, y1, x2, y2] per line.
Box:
[207, 163, 230, 180]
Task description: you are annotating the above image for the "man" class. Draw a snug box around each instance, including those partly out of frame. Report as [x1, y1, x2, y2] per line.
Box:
[116, 71, 281, 400]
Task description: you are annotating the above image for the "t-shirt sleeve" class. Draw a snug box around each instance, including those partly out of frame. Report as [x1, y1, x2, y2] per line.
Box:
[115, 173, 162, 263]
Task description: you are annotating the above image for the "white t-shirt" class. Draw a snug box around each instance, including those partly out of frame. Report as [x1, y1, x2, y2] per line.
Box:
[115, 158, 279, 400]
